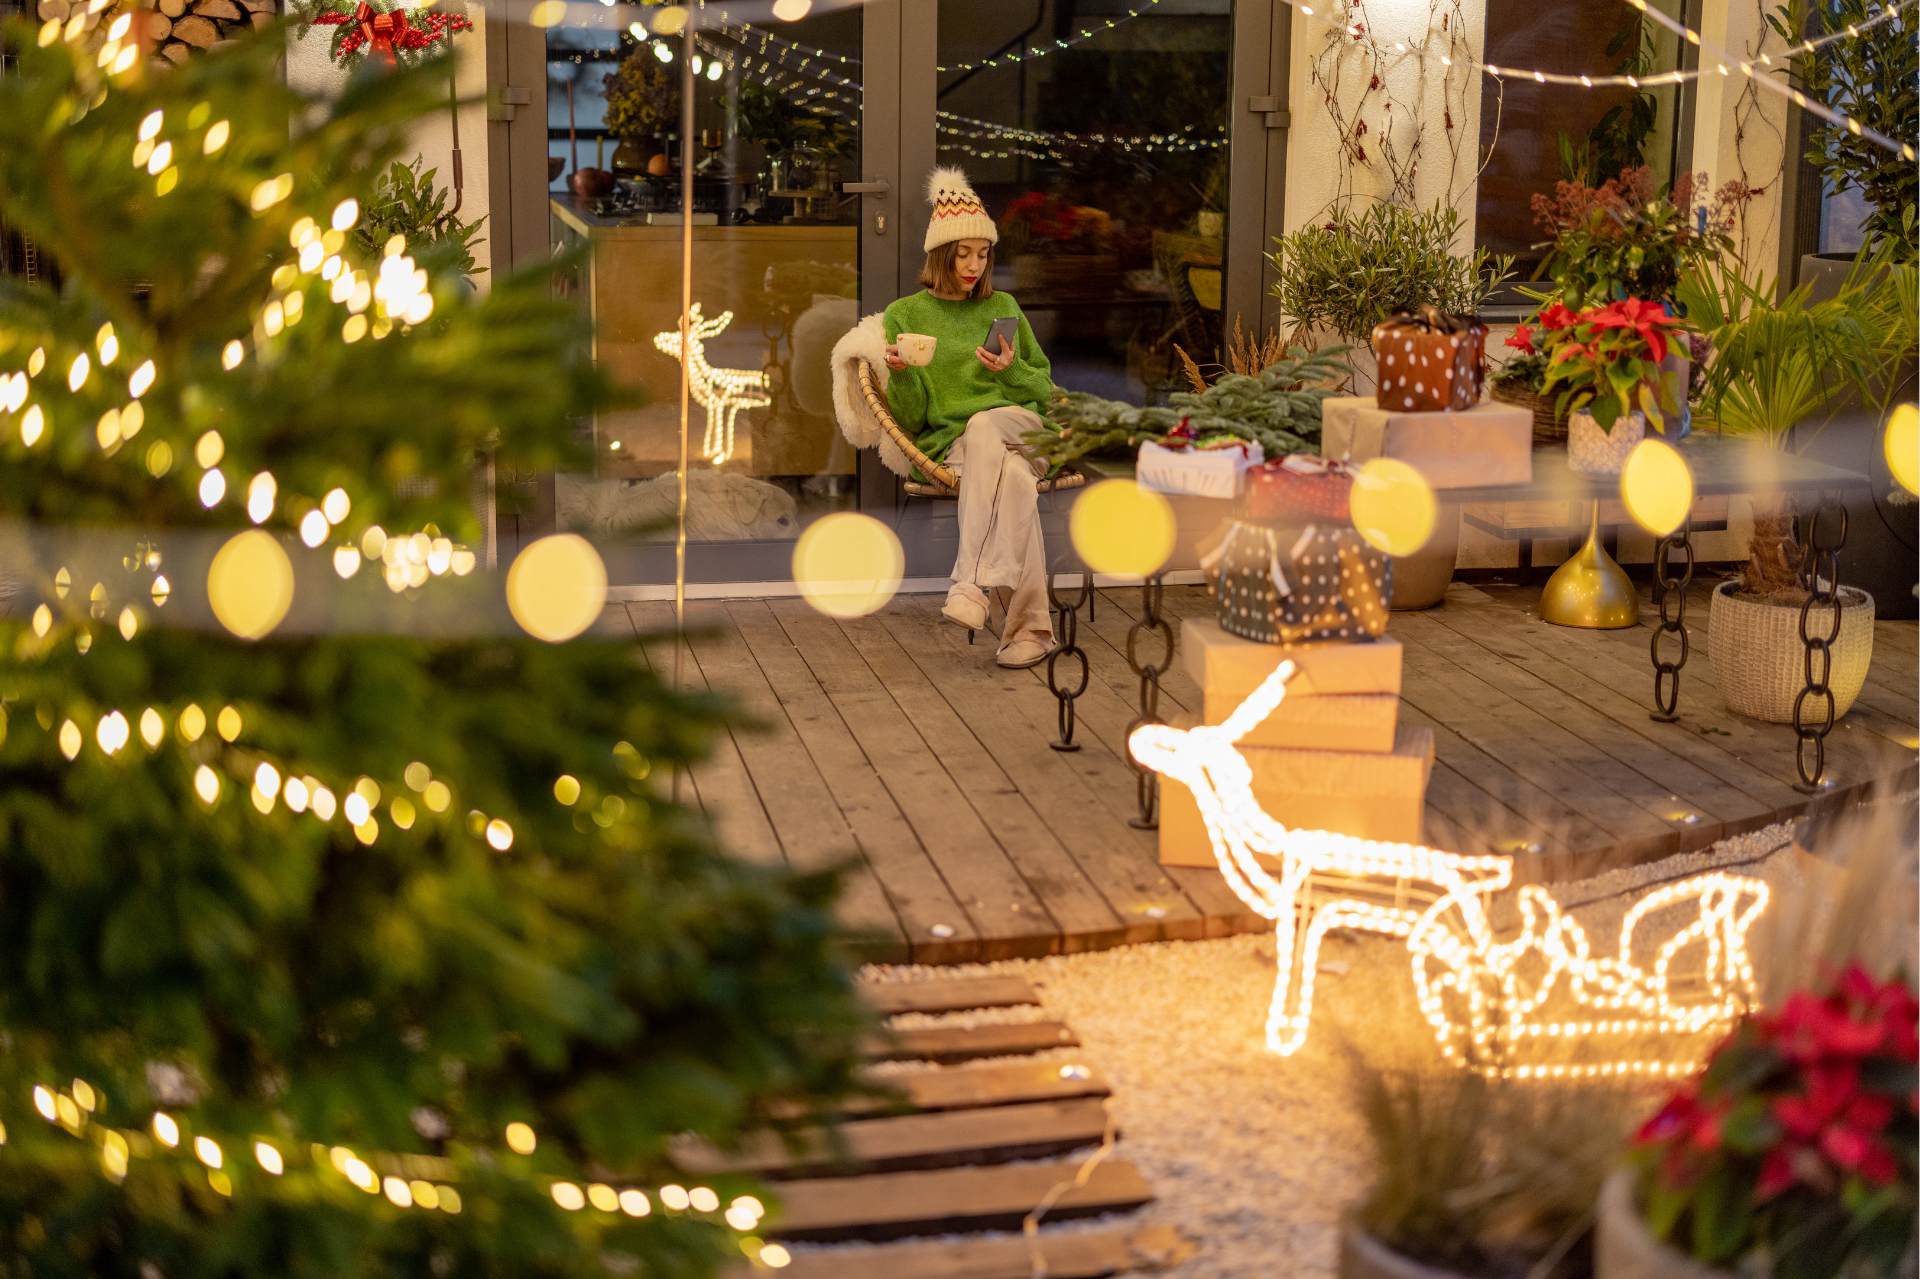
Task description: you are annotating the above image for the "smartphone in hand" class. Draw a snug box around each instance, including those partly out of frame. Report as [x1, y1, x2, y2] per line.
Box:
[985, 315, 1020, 356]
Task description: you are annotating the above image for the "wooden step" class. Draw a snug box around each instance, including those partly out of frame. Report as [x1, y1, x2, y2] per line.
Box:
[860, 976, 1041, 1016]
[732, 1224, 1193, 1279]
[771, 1158, 1155, 1243]
[863, 1020, 1080, 1062]
[671, 1097, 1113, 1178]
[872, 1060, 1110, 1114]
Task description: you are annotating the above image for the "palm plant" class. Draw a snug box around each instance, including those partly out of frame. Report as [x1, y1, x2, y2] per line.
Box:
[1677, 241, 1914, 597]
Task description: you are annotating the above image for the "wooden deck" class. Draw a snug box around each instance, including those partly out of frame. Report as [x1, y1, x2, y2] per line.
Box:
[606, 581, 1918, 964]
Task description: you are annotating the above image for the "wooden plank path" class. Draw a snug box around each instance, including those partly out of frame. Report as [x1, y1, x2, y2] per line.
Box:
[704, 976, 1188, 1279]
[601, 580, 1916, 963]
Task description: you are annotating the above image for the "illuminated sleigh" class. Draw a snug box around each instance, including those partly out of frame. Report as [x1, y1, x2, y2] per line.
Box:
[1129, 662, 1769, 1079]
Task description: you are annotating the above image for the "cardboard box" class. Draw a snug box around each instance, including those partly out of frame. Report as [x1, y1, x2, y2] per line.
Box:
[1136, 439, 1263, 499]
[1321, 396, 1533, 488]
[1205, 690, 1400, 752]
[1157, 725, 1435, 869]
[1181, 617, 1403, 701]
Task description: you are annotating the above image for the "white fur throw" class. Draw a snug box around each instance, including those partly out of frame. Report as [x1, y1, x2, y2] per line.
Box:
[829, 313, 913, 478]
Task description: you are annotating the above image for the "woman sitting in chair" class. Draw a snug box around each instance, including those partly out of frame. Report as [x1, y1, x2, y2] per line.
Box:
[877, 167, 1058, 668]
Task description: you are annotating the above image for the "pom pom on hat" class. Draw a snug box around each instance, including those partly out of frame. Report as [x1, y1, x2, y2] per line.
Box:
[924, 165, 997, 251]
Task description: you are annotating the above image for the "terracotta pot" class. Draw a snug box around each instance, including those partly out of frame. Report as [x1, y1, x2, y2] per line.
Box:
[1567, 409, 1645, 475]
[570, 167, 615, 199]
[1595, 1170, 1733, 1279]
[1706, 580, 1875, 723]
[1339, 1227, 1486, 1279]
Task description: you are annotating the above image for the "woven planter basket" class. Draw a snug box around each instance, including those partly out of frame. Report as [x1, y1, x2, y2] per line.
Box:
[1488, 379, 1567, 444]
[1707, 580, 1875, 724]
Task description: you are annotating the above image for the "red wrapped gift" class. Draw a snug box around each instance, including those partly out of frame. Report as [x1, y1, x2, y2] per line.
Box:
[1370, 306, 1489, 413]
[1247, 454, 1354, 522]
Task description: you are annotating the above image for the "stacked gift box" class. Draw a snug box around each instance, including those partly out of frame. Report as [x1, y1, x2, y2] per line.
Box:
[1158, 617, 1432, 868]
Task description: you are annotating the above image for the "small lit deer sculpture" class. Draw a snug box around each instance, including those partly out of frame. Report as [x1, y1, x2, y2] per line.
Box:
[1128, 663, 1769, 1078]
[653, 305, 771, 465]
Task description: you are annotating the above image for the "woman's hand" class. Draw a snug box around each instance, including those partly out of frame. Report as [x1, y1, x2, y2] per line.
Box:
[975, 335, 1015, 373]
[884, 343, 909, 371]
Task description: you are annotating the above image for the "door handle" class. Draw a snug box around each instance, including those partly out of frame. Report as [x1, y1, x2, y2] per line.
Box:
[841, 179, 890, 195]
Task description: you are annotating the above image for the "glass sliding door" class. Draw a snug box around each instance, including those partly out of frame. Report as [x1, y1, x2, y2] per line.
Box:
[542, 6, 863, 585]
[934, 0, 1234, 405]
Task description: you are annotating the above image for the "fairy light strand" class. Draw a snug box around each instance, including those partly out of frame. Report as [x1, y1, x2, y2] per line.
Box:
[1129, 663, 1771, 1078]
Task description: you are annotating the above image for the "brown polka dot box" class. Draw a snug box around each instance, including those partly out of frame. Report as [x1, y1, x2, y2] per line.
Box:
[1369, 305, 1490, 413]
[1198, 520, 1391, 645]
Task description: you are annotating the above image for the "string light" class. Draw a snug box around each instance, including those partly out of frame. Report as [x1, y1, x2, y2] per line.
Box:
[652, 305, 769, 464]
[1130, 662, 1770, 1077]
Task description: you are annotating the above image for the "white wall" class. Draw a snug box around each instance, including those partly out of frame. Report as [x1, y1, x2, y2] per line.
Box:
[286, 8, 495, 282]
[1687, 0, 1793, 279]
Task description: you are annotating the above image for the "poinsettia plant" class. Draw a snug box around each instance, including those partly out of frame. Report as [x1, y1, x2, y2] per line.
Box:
[998, 191, 1113, 256]
[1529, 297, 1682, 432]
[1632, 962, 1918, 1278]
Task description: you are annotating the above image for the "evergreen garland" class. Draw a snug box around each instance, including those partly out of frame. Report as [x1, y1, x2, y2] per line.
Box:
[1026, 345, 1353, 469]
[0, 22, 871, 1277]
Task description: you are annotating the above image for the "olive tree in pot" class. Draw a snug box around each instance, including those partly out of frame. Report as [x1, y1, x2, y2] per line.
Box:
[1678, 253, 1915, 721]
[1341, 1064, 1643, 1279]
[1269, 204, 1513, 609]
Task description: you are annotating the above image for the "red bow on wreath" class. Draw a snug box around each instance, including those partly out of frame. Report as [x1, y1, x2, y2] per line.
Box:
[355, 1, 411, 66]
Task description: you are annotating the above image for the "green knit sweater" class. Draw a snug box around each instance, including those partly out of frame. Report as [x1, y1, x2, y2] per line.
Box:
[880, 290, 1055, 465]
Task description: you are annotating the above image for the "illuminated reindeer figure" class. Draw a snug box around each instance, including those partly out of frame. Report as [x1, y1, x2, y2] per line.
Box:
[1128, 663, 1769, 1078]
[653, 304, 771, 465]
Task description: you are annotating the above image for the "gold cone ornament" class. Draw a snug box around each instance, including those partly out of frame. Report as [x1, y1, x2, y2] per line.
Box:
[1541, 501, 1639, 629]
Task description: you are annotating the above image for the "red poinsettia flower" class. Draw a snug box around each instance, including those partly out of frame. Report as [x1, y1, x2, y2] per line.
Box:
[1504, 323, 1535, 352]
[1757, 1146, 1798, 1200]
[1581, 295, 1674, 362]
[1537, 301, 1579, 332]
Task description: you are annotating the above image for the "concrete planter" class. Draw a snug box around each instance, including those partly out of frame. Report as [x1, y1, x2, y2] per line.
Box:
[1339, 1227, 1486, 1279]
[1595, 1170, 1733, 1279]
[1567, 409, 1646, 475]
[1706, 581, 1875, 723]
[1389, 501, 1460, 611]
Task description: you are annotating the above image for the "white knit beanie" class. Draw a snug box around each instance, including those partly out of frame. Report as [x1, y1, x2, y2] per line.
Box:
[924, 165, 998, 252]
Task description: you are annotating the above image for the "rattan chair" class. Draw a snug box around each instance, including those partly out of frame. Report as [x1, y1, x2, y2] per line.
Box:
[852, 357, 1086, 644]
[853, 358, 1085, 499]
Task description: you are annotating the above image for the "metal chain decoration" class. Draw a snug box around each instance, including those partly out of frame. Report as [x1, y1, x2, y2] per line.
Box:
[1792, 502, 1849, 793]
[1044, 571, 1093, 753]
[1123, 574, 1174, 829]
[1649, 518, 1694, 722]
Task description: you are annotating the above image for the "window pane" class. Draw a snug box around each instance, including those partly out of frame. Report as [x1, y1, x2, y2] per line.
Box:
[937, 0, 1232, 405]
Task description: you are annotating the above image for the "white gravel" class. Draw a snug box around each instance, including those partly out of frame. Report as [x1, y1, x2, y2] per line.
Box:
[854, 823, 1811, 1277]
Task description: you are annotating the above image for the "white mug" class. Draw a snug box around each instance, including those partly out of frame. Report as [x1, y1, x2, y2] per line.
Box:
[896, 333, 937, 366]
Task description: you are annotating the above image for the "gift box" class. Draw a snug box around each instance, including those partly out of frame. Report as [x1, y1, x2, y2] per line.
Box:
[1247, 454, 1353, 523]
[1137, 438, 1264, 499]
[1203, 689, 1399, 752]
[1370, 307, 1489, 412]
[1180, 617, 1403, 700]
[1157, 725, 1435, 868]
[1201, 521, 1390, 644]
[1321, 396, 1533, 489]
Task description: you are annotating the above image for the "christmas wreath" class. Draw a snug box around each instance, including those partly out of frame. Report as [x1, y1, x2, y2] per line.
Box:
[293, 0, 472, 69]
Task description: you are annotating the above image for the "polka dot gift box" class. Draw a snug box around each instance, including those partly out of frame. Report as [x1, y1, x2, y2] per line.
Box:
[1200, 520, 1391, 645]
[1370, 305, 1489, 413]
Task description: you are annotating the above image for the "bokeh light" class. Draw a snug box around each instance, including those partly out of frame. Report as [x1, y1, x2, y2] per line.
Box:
[1069, 479, 1175, 578]
[1620, 437, 1694, 537]
[506, 534, 608, 643]
[1349, 458, 1435, 557]
[792, 512, 905, 618]
[1886, 403, 1918, 497]
[207, 530, 294, 640]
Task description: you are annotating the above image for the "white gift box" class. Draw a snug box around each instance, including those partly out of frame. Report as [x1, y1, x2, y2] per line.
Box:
[1320, 396, 1532, 489]
[1136, 439, 1264, 498]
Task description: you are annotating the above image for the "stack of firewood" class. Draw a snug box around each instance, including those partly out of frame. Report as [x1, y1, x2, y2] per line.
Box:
[35, 0, 278, 64]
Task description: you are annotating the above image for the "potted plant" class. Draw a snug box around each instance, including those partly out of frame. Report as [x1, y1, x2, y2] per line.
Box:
[1772, 0, 1917, 295]
[1602, 961, 1918, 1279]
[352, 157, 487, 285]
[1343, 1065, 1643, 1279]
[601, 45, 679, 175]
[1269, 201, 1513, 396]
[1677, 255, 1905, 721]
[997, 191, 1119, 303]
[1532, 296, 1684, 474]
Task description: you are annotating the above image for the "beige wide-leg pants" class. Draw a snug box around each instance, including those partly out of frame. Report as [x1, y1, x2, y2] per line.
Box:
[947, 405, 1054, 645]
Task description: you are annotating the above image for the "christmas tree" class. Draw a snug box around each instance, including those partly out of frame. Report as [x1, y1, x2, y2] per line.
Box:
[0, 17, 869, 1277]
